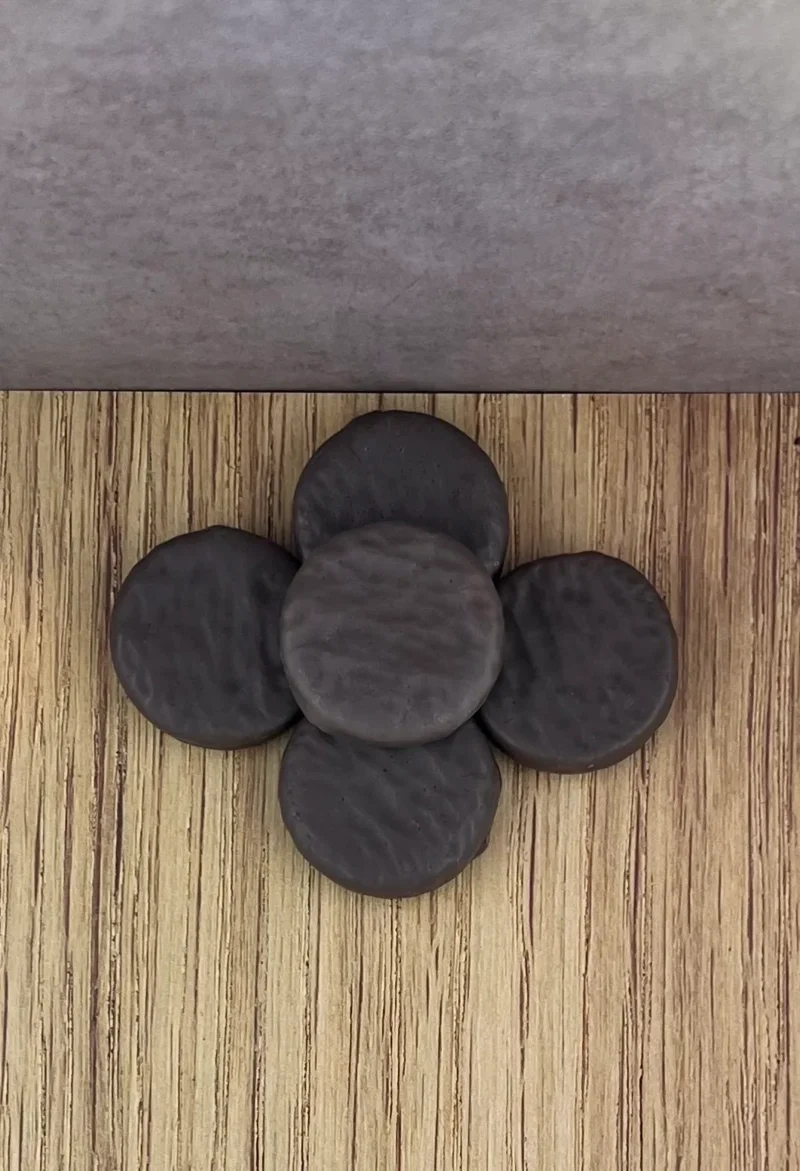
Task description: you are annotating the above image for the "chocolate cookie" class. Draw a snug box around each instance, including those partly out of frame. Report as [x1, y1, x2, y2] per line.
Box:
[279, 720, 501, 897]
[291, 410, 509, 577]
[280, 522, 504, 745]
[110, 526, 299, 748]
[480, 552, 678, 772]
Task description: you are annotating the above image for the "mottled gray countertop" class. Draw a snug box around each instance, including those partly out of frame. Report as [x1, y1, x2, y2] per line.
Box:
[2, 0, 799, 390]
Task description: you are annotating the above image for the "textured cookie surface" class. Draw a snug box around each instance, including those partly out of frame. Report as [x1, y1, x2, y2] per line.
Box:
[110, 526, 299, 748]
[292, 410, 509, 576]
[280, 522, 504, 745]
[279, 720, 501, 897]
[481, 552, 678, 772]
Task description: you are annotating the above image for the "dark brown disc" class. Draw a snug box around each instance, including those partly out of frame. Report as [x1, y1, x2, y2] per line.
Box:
[480, 552, 678, 772]
[291, 410, 508, 577]
[280, 522, 504, 745]
[110, 526, 299, 748]
[279, 720, 501, 897]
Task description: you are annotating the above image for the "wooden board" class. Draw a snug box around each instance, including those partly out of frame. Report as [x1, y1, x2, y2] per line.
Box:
[2, 392, 799, 1171]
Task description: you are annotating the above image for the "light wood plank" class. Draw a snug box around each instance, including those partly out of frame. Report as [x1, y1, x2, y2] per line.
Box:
[1, 392, 798, 1171]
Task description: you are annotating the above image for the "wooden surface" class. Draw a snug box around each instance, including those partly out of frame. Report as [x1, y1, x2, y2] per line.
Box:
[2, 392, 799, 1171]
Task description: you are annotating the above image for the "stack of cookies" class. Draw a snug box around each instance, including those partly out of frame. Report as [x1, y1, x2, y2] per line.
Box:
[111, 411, 678, 898]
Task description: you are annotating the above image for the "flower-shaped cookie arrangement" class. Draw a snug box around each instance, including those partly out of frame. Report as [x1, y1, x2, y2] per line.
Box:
[111, 411, 678, 898]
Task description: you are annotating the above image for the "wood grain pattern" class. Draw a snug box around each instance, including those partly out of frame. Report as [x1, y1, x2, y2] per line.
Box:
[1, 391, 799, 1171]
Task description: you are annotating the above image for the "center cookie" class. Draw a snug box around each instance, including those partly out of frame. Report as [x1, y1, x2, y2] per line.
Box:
[280, 522, 504, 745]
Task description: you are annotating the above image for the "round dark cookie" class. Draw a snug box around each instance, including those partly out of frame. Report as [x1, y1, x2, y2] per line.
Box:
[480, 552, 678, 772]
[280, 522, 504, 746]
[110, 526, 299, 748]
[291, 410, 509, 577]
[279, 719, 501, 897]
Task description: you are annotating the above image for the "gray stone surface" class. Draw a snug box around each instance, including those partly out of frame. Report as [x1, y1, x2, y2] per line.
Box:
[3, 1, 800, 390]
[280, 522, 504, 745]
[279, 719, 501, 897]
